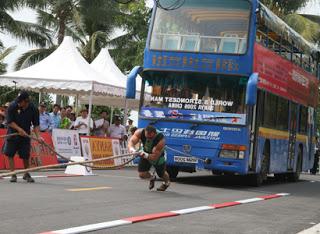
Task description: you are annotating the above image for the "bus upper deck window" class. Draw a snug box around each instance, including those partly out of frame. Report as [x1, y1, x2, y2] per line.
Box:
[150, 0, 251, 54]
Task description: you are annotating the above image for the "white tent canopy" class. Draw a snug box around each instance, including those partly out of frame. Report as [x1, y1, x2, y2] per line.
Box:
[79, 48, 146, 108]
[0, 37, 125, 97]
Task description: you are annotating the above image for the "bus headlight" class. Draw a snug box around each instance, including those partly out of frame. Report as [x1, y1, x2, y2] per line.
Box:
[219, 145, 246, 160]
[220, 150, 238, 159]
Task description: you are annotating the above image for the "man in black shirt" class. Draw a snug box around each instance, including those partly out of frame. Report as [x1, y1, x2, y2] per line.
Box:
[3, 91, 41, 183]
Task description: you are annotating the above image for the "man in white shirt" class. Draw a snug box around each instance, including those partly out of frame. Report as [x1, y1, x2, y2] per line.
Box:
[74, 109, 93, 135]
[108, 116, 126, 140]
[93, 111, 109, 137]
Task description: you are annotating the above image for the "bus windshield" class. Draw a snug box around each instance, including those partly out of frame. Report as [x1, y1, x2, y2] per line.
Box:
[144, 71, 247, 114]
[150, 0, 251, 54]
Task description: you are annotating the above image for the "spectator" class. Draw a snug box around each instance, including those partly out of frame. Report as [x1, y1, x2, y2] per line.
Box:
[0, 113, 6, 128]
[126, 119, 135, 135]
[39, 102, 51, 132]
[130, 126, 138, 137]
[66, 105, 73, 119]
[74, 109, 93, 135]
[50, 104, 61, 129]
[69, 112, 76, 129]
[108, 115, 127, 140]
[94, 111, 109, 137]
[59, 107, 71, 129]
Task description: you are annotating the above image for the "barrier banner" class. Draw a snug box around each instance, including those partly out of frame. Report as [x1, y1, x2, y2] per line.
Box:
[80, 136, 121, 167]
[0, 129, 58, 170]
[52, 129, 82, 159]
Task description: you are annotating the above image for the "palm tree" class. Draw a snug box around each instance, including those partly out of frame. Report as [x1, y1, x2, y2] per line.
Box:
[0, 0, 52, 47]
[0, 46, 15, 74]
[15, 0, 120, 70]
[261, 0, 320, 44]
[108, 1, 151, 72]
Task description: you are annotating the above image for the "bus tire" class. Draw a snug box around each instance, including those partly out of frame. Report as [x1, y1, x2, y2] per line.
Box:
[288, 147, 303, 182]
[166, 166, 179, 179]
[251, 142, 270, 187]
[274, 173, 287, 181]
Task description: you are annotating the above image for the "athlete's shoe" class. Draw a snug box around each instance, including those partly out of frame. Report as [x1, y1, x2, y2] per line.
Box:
[23, 173, 35, 183]
[149, 175, 156, 190]
[10, 175, 17, 183]
[157, 182, 170, 191]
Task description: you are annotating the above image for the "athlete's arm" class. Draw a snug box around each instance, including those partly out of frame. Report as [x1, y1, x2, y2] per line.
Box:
[128, 129, 142, 153]
[147, 138, 165, 161]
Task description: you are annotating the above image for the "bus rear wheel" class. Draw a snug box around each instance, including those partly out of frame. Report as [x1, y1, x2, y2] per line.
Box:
[166, 166, 179, 179]
[288, 148, 302, 182]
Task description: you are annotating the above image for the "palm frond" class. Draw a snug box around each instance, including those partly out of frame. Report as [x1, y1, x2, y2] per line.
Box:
[1, 11, 53, 47]
[14, 47, 56, 71]
[0, 46, 16, 61]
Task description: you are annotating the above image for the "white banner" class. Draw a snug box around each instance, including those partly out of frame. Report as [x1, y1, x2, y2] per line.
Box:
[52, 129, 82, 159]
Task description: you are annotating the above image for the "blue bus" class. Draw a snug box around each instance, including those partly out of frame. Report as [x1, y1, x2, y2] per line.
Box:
[126, 0, 320, 186]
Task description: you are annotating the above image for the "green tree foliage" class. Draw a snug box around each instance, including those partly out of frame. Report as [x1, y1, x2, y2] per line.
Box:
[285, 14, 320, 44]
[15, 0, 120, 70]
[109, 0, 151, 72]
[260, 0, 308, 16]
[0, 0, 51, 47]
[0, 46, 15, 74]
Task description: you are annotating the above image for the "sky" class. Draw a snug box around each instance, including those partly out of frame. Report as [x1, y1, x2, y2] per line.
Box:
[0, 1, 319, 72]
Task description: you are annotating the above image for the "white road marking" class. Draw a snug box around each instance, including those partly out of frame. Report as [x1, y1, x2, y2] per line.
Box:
[171, 206, 213, 215]
[235, 198, 264, 204]
[297, 223, 320, 234]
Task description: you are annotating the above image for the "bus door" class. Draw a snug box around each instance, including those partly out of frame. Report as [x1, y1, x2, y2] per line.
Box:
[288, 103, 298, 170]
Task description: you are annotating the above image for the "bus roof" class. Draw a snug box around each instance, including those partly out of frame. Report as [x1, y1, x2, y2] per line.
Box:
[259, 2, 320, 59]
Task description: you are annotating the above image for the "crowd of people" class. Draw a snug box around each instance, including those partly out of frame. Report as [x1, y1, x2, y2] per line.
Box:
[0, 101, 136, 140]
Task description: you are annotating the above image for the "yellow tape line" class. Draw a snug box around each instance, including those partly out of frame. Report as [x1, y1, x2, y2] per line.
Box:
[66, 186, 112, 192]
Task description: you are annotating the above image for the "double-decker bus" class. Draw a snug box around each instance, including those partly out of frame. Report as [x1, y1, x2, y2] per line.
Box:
[126, 0, 320, 186]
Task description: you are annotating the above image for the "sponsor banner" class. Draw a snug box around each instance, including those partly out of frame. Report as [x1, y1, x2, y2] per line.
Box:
[140, 107, 246, 125]
[80, 136, 121, 167]
[254, 43, 318, 107]
[0, 129, 58, 170]
[52, 129, 81, 159]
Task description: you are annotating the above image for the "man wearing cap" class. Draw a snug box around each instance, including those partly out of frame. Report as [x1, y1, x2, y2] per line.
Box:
[39, 102, 51, 132]
[3, 91, 41, 183]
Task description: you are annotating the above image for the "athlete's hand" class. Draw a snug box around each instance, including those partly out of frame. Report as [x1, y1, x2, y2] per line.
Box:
[129, 147, 136, 154]
[139, 150, 149, 159]
[18, 128, 28, 137]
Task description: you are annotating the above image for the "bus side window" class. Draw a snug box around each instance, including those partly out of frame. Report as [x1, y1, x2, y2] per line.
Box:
[299, 106, 308, 134]
[263, 93, 277, 128]
[256, 90, 265, 126]
[276, 97, 289, 130]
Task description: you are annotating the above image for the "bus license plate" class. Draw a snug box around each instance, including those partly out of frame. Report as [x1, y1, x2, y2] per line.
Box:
[174, 156, 198, 164]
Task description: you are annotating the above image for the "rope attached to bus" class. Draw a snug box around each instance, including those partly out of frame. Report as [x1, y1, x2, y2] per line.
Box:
[0, 133, 139, 177]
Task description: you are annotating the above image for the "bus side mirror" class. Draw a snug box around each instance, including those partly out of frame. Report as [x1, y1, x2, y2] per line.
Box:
[246, 73, 258, 106]
[126, 66, 143, 99]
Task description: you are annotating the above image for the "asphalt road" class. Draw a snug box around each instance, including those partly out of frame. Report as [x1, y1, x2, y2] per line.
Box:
[0, 169, 319, 234]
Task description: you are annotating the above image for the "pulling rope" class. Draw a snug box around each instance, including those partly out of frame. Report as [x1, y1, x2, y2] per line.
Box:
[0, 133, 139, 177]
[0, 152, 140, 178]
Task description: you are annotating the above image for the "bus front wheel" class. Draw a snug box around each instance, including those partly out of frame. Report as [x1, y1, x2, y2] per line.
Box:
[250, 143, 270, 186]
[166, 166, 179, 179]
